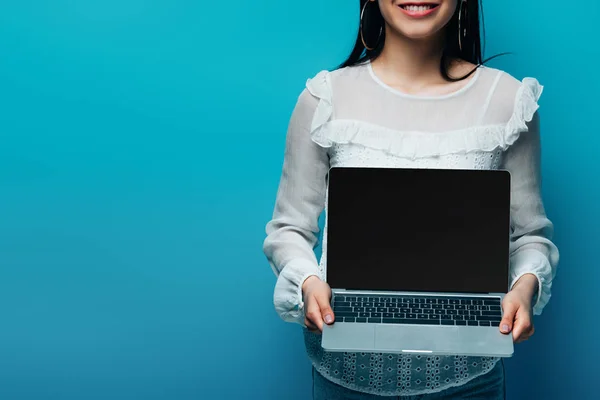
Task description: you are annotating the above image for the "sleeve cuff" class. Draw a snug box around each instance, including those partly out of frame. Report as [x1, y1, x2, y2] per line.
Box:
[509, 248, 553, 315]
[273, 258, 322, 326]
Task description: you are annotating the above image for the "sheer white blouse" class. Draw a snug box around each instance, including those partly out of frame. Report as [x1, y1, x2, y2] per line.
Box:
[263, 62, 559, 395]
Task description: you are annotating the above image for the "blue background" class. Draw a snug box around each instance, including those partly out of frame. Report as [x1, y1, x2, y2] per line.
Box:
[0, 1, 597, 399]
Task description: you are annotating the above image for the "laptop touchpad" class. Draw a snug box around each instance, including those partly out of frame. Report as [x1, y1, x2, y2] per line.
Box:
[374, 325, 459, 352]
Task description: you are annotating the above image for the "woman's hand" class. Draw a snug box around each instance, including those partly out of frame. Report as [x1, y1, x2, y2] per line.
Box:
[302, 276, 334, 333]
[499, 274, 539, 343]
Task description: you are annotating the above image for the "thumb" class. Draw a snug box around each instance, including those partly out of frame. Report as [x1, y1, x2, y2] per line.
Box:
[500, 300, 518, 334]
[316, 291, 335, 325]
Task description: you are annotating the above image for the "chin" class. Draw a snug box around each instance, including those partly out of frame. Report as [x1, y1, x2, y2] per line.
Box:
[395, 26, 440, 40]
[389, 23, 442, 40]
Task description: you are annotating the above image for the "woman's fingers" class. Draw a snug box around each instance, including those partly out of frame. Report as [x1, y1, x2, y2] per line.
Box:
[316, 292, 335, 326]
[304, 287, 335, 333]
[501, 295, 535, 343]
[512, 310, 535, 343]
[305, 318, 320, 333]
[305, 295, 325, 332]
[499, 300, 518, 335]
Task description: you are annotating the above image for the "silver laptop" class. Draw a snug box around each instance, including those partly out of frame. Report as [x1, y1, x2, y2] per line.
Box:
[321, 167, 514, 357]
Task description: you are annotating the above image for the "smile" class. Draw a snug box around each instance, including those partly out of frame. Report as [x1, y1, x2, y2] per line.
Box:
[398, 3, 441, 18]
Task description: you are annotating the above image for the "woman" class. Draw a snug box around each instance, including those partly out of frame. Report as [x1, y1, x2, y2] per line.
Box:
[263, 0, 559, 398]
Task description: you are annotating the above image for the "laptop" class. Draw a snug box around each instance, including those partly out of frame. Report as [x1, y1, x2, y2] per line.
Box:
[321, 167, 514, 357]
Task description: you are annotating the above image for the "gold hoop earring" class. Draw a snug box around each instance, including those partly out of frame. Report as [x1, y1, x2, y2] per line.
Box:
[458, 0, 468, 52]
[360, 0, 382, 51]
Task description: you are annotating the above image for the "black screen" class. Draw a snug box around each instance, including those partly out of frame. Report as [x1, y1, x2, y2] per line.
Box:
[326, 167, 510, 294]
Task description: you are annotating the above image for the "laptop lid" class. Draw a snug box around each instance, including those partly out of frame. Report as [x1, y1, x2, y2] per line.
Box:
[325, 167, 511, 295]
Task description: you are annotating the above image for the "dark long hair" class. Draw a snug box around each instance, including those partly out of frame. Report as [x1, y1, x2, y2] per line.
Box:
[340, 0, 504, 81]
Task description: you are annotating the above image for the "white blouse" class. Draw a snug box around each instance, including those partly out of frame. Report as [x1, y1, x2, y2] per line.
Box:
[262, 61, 559, 396]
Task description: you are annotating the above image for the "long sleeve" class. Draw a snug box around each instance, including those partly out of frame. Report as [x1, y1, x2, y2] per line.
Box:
[263, 88, 330, 326]
[502, 112, 560, 315]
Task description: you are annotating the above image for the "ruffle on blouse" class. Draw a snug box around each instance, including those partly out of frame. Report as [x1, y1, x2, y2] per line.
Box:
[306, 70, 333, 135]
[305, 70, 543, 160]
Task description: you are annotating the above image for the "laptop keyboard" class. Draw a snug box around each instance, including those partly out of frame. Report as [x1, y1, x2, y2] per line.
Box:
[332, 294, 502, 327]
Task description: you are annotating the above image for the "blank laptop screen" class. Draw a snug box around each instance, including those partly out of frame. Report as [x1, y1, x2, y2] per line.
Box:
[325, 167, 510, 294]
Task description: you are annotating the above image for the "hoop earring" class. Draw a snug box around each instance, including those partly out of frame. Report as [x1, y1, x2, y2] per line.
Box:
[458, 0, 468, 52]
[360, 0, 382, 51]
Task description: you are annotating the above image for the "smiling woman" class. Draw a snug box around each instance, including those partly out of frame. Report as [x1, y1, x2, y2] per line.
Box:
[345, 0, 497, 82]
[263, 0, 559, 399]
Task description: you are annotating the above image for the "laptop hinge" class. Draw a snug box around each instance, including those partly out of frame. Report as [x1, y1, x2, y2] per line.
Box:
[333, 289, 506, 298]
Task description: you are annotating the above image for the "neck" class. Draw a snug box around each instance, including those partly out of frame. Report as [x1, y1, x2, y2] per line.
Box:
[372, 27, 446, 84]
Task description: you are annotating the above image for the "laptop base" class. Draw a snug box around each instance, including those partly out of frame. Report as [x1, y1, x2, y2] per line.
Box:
[322, 322, 513, 357]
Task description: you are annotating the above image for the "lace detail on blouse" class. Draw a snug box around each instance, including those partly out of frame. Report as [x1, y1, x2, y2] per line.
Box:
[305, 330, 499, 396]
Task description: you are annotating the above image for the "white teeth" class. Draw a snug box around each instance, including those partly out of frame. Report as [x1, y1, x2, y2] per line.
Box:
[403, 5, 434, 12]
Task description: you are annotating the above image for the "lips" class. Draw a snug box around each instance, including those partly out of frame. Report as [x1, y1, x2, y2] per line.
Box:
[398, 2, 441, 17]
